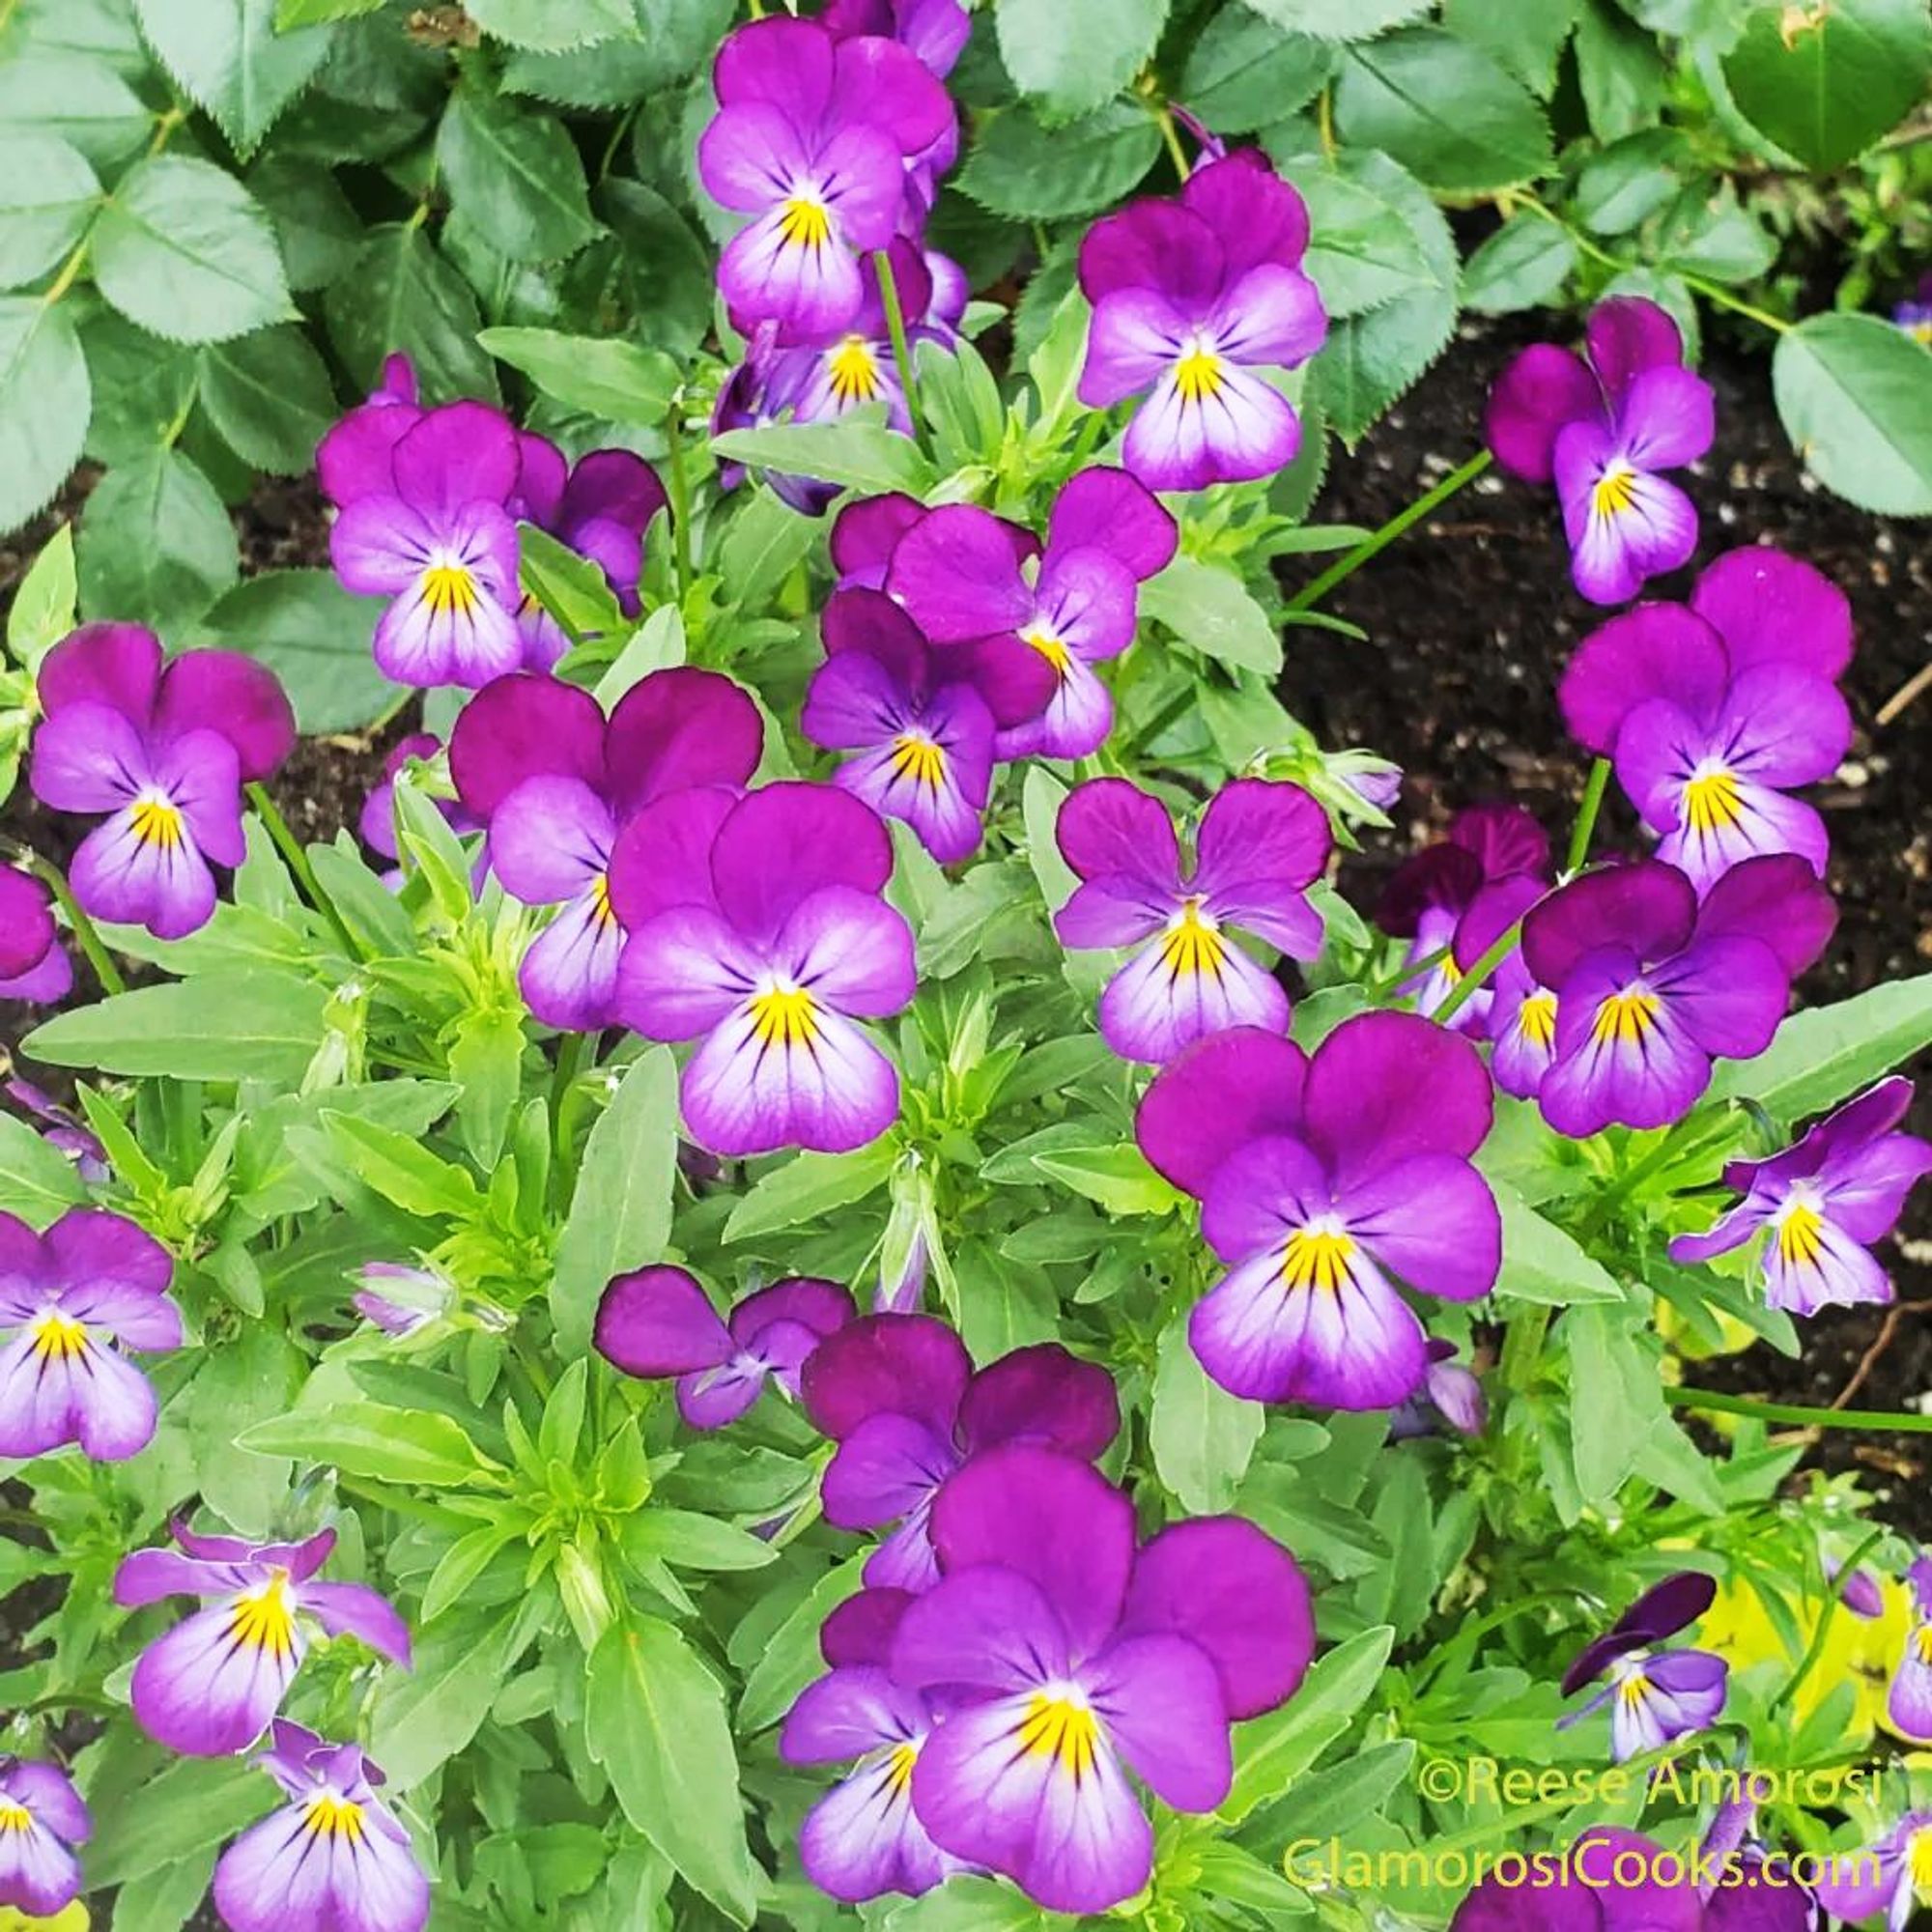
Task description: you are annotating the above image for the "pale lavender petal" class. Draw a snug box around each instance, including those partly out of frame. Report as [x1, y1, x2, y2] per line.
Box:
[1097, 923, 1290, 1065]
[680, 1000, 899, 1156]
[298, 1583, 412, 1666]
[130, 1597, 303, 1755]
[1122, 360, 1301, 494]
[0, 1322, 157, 1460]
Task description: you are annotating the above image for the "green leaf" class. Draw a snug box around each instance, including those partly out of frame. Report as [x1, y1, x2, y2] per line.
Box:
[83, 1758, 264, 1888]
[193, 569, 391, 733]
[1711, 973, 1932, 1121]
[1337, 29, 1551, 192]
[276, 0, 384, 19]
[1287, 164, 1435, 319]
[1222, 1625, 1393, 1823]
[245, 152, 361, 290]
[1657, 183, 1776, 284]
[326, 222, 499, 403]
[1151, 1313, 1263, 1512]
[0, 298, 87, 532]
[1773, 313, 1932, 517]
[1575, 0, 1667, 142]
[501, 0, 731, 102]
[1567, 1305, 1664, 1506]
[736, 1553, 867, 1731]
[0, 1112, 86, 1223]
[240, 1400, 496, 1485]
[0, 53, 151, 170]
[1487, 1179, 1625, 1306]
[480, 325, 677, 424]
[1180, 12, 1332, 133]
[724, 1139, 897, 1242]
[552, 1047, 679, 1356]
[586, 1614, 763, 1922]
[1460, 213, 1577, 313]
[622, 1508, 778, 1573]
[1239, 0, 1428, 38]
[1140, 554, 1283, 676]
[1033, 1144, 1184, 1216]
[711, 413, 935, 496]
[24, 970, 327, 1080]
[323, 1112, 481, 1217]
[197, 326, 338, 474]
[92, 156, 292, 344]
[438, 83, 600, 263]
[131, 0, 335, 156]
[370, 1610, 516, 1783]
[716, 486, 818, 612]
[468, 0, 637, 51]
[1443, 0, 1580, 93]
[1574, 128, 1683, 234]
[78, 310, 195, 466]
[995, 0, 1168, 120]
[0, 132, 99, 289]
[6, 523, 77, 665]
[76, 445, 239, 631]
[1723, 0, 1930, 171]
[189, 1323, 304, 1535]
[958, 100, 1159, 220]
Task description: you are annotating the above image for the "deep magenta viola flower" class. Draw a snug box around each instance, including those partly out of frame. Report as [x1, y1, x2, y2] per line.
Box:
[611, 783, 916, 1155]
[1053, 776, 1330, 1064]
[0, 1757, 88, 1918]
[830, 493, 933, 590]
[1559, 548, 1854, 888]
[1669, 1078, 1932, 1318]
[1558, 1572, 1728, 1762]
[1487, 297, 1715, 606]
[781, 1586, 966, 1902]
[30, 624, 296, 940]
[697, 16, 953, 337]
[1136, 1016, 1499, 1408]
[887, 1446, 1313, 1915]
[822, 0, 969, 78]
[0, 1207, 179, 1462]
[887, 466, 1178, 759]
[115, 1522, 411, 1758]
[329, 402, 526, 688]
[1522, 856, 1835, 1139]
[0, 867, 71, 1004]
[213, 1721, 429, 1932]
[1887, 1557, 1932, 1742]
[593, 1265, 854, 1428]
[449, 668, 763, 1033]
[1077, 151, 1326, 493]
[1378, 803, 1549, 1032]
[800, 1314, 1120, 1589]
[315, 353, 422, 509]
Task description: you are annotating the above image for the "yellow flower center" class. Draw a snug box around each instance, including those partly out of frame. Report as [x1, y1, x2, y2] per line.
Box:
[1915, 1621, 1932, 1665]
[1913, 320, 1932, 346]
[30, 1310, 89, 1362]
[1017, 1691, 1099, 1780]
[1591, 989, 1660, 1048]
[887, 733, 946, 792]
[1156, 898, 1227, 980]
[302, 1793, 366, 1844]
[826, 335, 882, 406]
[229, 1570, 298, 1660]
[588, 871, 617, 930]
[0, 1803, 32, 1833]
[1592, 463, 1638, 518]
[1615, 1668, 1652, 1706]
[749, 984, 818, 1049]
[885, 1742, 920, 1794]
[129, 794, 185, 850]
[420, 561, 479, 617]
[1683, 765, 1744, 834]
[1909, 1823, 1932, 1893]
[1021, 625, 1070, 676]
[1174, 339, 1225, 404]
[1281, 1225, 1355, 1294]
[1775, 1198, 1825, 1268]
[778, 196, 832, 250]
[1519, 990, 1557, 1049]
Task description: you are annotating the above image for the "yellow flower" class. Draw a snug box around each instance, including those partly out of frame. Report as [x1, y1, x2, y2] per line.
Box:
[0, 1905, 89, 1932]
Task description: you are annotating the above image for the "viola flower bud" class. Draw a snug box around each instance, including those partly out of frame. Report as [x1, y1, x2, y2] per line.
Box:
[0, 1757, 89, 1918]
[352, 1262, 451, 1337]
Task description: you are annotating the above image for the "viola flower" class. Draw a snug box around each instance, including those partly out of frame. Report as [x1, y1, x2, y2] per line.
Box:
[1378, 803, 1550, 1031]
[3, 1080, 108, 1184]
[316, 353, 423, 508]
[593, 1265, 854, 1428]
[1487, 297, 1715, 606]
[697, 16, 953, 337]
[1812, 1812, 1932, 1932]
[30, 624, 296, 941]
[821, 0, 969, 79]
[1559, 1572, 1729, 1763]
[889, 1446, 1313, 1915]
[1135, 1016, 1500, 1408]
[888, 467, 1178, 759]
[800, 1315, 1119, 1589]
[1388, 1340, 1487, 1440]
[611, 783, 916, 1156]
[213, 1722, 429, 1932]
[1669, 1078, 1932, 1318]
[781, 1587, 965, 1902]
[448, 668, 763, 1033]
[0, 1757, 88, 1918]
[1559, 549, 1854, 888]
[0, 867, 71, 1003]
[1523, 856, 1836, 1139]
[1077, 151, 1326, 493]
[1053, 777, 1331, 1065]
[115, 1522, 411, 1757]
[1894, 272, 1932, 345]
[329, 403, 526, 688]
[352, 1262, 450, 1338]
[713, 324, 843, 520]
[357, 732, 483, 871]
[831, 493, 925, 589]
[0, 1207, 179, 1462]
[1885, 1555, 1932, 1742]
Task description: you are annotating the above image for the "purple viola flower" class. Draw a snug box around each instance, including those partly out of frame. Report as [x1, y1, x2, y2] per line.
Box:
[1559, 1571, 1728, 1763]
[593, 1265, 854, 1429]
[802, 588, 1026, 865]
[316, 353, 423, 509]
[0, 1757, 88, 1918]
[4, 1080, 108, 1183]
[781, 1585, 966, 1902]
[1077, 151, 1327, 493]
[1893, 272, 1932, 345]
[1053, 776, 1331, 1065]
[611, 782, 916, 1156]
[357, 732, 484, 869]
[1560, 550, 1854, 888]
[116, 1521, 411, 1758]
[800, 1315, 1120, 1590]
[1885, 1555, 1932, 1743]
[0, 867, 71, 1004]
[697, 16, 953, 337]
[1388, 1340, 1487, 1440]
[1378, 802, 1550, 1032]
[888, 1445, 1313, 1915]
[888, 466, 1178, 759]
[1523, 856, 1836, 1139]
[1669, 1078, 1932, 1318]
[1488, 297, 1715, 607]
[820, 0, 970, 78]
[329, 403, 526, 689]
[352, 1262, 450, 1337]
[0, 1207, 179, 1462]
[831, 493, 929, 590]
[213, 1721, 429, 1932]
[449, 668, 763, 1033]
[1137, 1017, 1500, 1408]
[30, 624, 296, 941]
[712, 323, 843, 520]
[1812, 1812, 1932, 1932]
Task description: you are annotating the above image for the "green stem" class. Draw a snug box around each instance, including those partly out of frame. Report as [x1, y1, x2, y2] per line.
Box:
[40, 238, 89, 307]
[1370, 941, 1452, 1001]
[1286, 449, 1493, 615]
[28, 853, 125, 995]
[1769, 1525, 1889, 1717]
[1567, 756, 1613, 874]
[1666, 1387, 1932, 1434]
[871, 247, 926, 452]
[245, 782, 359, 957]
[1153, 105, 1191, 183]
[665, 404, 695, 602]
[1433, 918, 1520, 1026]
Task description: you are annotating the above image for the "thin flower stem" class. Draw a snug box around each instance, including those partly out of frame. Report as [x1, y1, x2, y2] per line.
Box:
[1432, 917, 1520, 1026]
[871, 247, 926, 452]
[1768, 1524, 1889, 1718]
[1154, 106, 1191, 183]
[27, 853, 125, 996]
[245, 782, 359, 958]
[1285, 449, 1493, 615]
[665, 404, 696, 602]
[40, 238, 89, 307]
[1665, 1386, 1932, 1434]
[1567, 756, 1613, 874]
[1369, 941, 1451, 1001]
